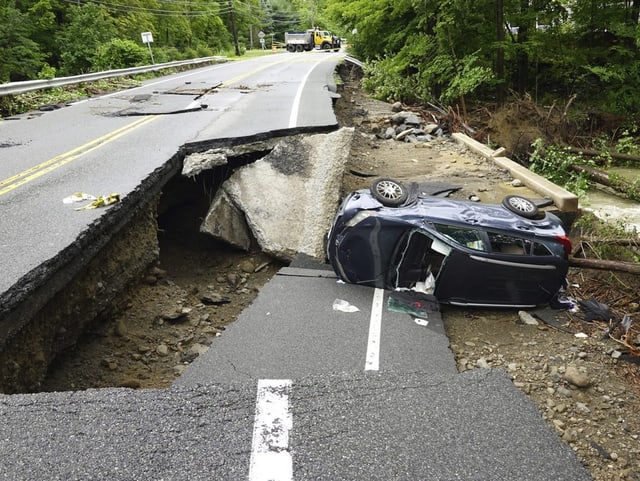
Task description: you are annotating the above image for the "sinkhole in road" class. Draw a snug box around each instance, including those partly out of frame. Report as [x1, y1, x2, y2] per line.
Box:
[39, 149, 286, 393]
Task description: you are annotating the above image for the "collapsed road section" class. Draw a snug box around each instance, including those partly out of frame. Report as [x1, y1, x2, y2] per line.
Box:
[0, 127, 354, 393]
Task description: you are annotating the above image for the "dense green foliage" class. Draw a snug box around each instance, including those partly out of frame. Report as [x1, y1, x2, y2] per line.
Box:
[0, 0, 341, 81]
[327, 0, 640, 116]
[3, 0, 640, 121]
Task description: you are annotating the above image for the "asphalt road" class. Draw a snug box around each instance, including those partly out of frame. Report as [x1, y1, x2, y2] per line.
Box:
[0, 53, 592, 480]
[0, 263, 591, 480]
[0, 51, 342, 295]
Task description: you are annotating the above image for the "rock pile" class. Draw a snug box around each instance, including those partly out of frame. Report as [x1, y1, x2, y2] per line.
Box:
[368, 102, 446, 144]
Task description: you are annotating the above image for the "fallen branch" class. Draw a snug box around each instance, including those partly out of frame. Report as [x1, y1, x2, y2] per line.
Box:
[570, 164, 640, 201]
[568, 147, 640, 164]
[579, 238, 639, 247]
[569, 256, 640, 275]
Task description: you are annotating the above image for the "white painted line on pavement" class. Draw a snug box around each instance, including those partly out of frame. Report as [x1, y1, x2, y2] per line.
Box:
[288, 60, 321, 128]
[288, 54, 340, 128]
[365, 288, 384, 371]
[249, 379, 293, 481]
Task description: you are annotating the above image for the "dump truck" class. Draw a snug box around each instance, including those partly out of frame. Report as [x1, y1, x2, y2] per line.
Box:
[285, 28, 341, 52]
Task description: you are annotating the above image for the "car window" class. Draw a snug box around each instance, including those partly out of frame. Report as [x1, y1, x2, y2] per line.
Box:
[532, 241, 553, 256]
[486, 232, 554, 256]
[487, 232, 529, 255]
[433, 224, 488, 251]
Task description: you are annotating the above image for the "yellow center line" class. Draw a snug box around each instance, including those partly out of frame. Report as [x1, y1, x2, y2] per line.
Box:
[221, 53, 340, 87]
[220, 57, 292, 87]
[0, 115, 157, 196]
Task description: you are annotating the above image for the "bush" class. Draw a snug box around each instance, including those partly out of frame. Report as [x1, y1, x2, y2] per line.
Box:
[93, 39, 149, 70]
[529, 139, 594, 197]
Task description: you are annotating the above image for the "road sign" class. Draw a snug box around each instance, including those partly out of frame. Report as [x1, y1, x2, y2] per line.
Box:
[141, 32, 155, 64]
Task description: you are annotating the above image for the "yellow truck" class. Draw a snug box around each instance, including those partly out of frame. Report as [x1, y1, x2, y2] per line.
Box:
[284, 28, 341, 52]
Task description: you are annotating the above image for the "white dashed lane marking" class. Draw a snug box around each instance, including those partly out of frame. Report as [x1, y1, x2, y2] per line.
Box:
[249, 379, 293, 481]
[365, 288, 384, 371]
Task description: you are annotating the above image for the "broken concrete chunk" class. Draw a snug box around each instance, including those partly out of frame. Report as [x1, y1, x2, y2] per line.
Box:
[200, 291, 231, 305]
[391, 101, 403, 112]
[182, 149, 228, 177]
[200, 189, 253, 251]
[518, 310, 539, 325]
[404, 113, 422, 126]
[423, 123, 439, 134]
[200, 128, 354, 260]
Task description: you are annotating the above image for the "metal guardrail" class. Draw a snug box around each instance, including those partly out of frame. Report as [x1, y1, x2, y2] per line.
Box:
[344, 55, 364, 68]
[0, 56, 228, 97]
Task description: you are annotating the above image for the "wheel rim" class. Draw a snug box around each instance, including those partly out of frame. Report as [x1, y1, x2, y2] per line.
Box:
[508, 197, 535, 213]
[375, 180, 404, 202]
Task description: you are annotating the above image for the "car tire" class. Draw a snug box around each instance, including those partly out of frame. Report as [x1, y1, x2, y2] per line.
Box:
[370, 178, 408, 206]
[502, 195, 539, 219]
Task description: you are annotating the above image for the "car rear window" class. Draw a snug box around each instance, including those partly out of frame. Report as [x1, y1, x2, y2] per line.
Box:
[434, 225, 555, 256]
[434, 224, 488, 251]
[487, 232, 553, 256]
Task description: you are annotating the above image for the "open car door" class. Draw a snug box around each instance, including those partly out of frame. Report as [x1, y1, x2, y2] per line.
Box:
[388, 229, 567, 307]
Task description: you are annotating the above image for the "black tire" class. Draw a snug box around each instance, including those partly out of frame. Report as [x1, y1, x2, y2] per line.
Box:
[370, 178, 408, 207]
[502, 195, 539, 219]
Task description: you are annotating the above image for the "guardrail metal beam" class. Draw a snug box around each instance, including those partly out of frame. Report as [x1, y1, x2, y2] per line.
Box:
[0, 56, 228, 97]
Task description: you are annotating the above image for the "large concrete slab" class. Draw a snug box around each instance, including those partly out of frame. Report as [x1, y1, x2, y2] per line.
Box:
[200, 128, 355, 260]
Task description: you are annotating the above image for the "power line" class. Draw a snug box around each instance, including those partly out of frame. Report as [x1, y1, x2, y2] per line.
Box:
[59, 0, 232, 17]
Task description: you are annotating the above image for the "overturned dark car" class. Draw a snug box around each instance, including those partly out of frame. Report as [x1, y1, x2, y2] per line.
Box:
[327, 179, 572, 308]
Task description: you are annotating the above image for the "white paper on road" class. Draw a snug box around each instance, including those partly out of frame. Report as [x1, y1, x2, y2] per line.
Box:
[332, 298, 360, 313]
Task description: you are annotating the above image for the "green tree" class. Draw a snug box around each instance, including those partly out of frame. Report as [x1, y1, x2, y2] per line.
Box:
[20, 0, 66, 68]
[0, 3, 44, 81]
[263, 0, 304, 42]
[56, 3, 116, 74]
[328, 0, 496, 108]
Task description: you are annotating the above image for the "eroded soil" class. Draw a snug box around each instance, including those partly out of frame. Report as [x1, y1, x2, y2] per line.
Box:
[42, 66, 640, 481]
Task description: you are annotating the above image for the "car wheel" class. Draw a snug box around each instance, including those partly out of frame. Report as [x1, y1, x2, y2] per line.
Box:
[370, 178, 408, 206]
[502, 195, 539, 219]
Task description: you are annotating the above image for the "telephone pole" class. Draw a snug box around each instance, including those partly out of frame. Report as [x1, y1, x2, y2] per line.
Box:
[228, 0, 241, 56]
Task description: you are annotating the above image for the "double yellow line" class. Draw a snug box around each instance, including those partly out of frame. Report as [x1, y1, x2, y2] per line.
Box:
[0, 115, 157, 196]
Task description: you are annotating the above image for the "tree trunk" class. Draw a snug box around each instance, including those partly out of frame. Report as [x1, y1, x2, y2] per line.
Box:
[496, 0, 506, 105]
[228, 0, 240, 56]
[569, 256, 640, 275]
[570, 164, 640, 201]
[515, 0, 530, 95]
[630, 1, 640, 27]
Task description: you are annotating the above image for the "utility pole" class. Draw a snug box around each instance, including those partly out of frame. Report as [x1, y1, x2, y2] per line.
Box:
[228, 0, 241, 56]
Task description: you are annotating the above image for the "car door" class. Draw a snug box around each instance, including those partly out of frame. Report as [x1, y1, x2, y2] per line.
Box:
[425, 223, 566, 306]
